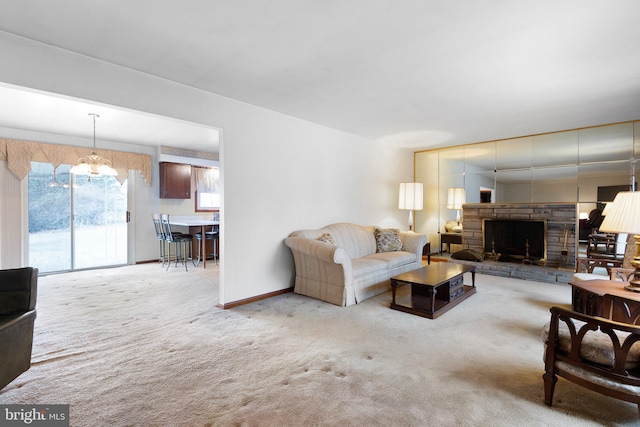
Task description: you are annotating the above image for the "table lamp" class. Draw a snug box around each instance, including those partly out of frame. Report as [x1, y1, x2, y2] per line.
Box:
[599, 191, 640, 291]
[447, 188, 466, 232]
[399, 182, 423, 231]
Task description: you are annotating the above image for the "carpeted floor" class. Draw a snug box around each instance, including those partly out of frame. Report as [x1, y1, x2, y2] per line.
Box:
[1, 263, 638, 426]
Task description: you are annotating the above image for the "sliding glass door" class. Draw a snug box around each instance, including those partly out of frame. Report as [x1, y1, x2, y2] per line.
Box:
[28, 163, 72, 272]
[28, 162, 128, 273]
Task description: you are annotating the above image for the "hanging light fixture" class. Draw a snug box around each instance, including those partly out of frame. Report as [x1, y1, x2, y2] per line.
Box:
[70, 113, 118, 177]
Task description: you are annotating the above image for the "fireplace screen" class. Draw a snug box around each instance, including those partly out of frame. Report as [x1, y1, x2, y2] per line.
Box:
[483, 219, 547, 264]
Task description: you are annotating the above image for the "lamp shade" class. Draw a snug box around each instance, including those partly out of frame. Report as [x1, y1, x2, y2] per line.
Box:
[398, 182, 423, 210]
[599, 192, 640, 234]
[447, 188, 466, 210]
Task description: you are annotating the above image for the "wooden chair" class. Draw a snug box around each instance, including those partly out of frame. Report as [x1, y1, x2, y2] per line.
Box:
[574, 234, 632, 282]
[575, 257, 622, 276]
[587, 233, 620, 260]
[543, 303, 640, 416]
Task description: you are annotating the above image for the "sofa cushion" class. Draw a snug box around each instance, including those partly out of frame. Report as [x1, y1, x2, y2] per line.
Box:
[374, 227, 403, 253]
[317, 233, 337, 245]
[556, 360, 640, 396]
[351, 258, 388, 280]
[364, 251, 416, 269]
[542, 320, 640, 369]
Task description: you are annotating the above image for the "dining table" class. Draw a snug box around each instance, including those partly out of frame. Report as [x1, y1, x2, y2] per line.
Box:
[169, 216, 219, 269]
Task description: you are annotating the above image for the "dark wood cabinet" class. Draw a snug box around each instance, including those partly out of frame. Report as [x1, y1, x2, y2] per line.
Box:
[159, 162, 192, 199]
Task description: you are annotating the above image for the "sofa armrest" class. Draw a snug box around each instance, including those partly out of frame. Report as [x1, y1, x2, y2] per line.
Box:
[284, 237, 354, 306]
[399, 231, 427, 261]
[285, 237, 349, 265]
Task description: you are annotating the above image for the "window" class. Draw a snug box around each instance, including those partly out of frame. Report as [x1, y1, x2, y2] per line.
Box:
[195, 190, 220, 212]
[194, 167, 220, 212]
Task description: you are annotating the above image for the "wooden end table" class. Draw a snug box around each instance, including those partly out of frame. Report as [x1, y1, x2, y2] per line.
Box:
[440, 232, 462, 254]
[390, 263, 476, 319]
[570, 279, 640, 318]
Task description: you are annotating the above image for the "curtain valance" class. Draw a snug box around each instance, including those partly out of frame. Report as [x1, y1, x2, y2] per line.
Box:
[0, 138, 151, 185]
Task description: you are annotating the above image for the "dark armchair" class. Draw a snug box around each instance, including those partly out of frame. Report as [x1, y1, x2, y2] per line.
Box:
[0, 267, 38, 390]
[542, 300, 640, 416]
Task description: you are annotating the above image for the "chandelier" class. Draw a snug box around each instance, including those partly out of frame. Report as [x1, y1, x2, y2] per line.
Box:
[69, 113, 118, 177]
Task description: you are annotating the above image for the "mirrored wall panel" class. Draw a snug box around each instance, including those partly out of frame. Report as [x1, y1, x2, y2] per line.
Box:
[414, 121, 638, 251]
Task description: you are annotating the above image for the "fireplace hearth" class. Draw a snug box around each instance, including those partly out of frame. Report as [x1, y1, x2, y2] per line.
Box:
[483, 219, 547, 265]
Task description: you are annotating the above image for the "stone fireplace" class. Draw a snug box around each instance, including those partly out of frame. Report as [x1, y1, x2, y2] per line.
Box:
[456, 203, 576, 282]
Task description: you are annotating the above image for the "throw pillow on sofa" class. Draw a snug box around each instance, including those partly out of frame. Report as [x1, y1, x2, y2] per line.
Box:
[374, 227, 403, 252]
[318, 233, 337, 245]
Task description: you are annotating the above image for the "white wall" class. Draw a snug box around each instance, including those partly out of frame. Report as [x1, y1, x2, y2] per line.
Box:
[0, 32, 413, 304]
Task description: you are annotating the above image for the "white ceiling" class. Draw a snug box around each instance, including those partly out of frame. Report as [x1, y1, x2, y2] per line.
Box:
[0, 83, 220, 152]
[0, 0, 639, 152]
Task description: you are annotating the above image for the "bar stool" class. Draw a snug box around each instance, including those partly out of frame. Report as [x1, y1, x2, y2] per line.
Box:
[195, 230, 218, 267]
[151, 213, 167, 266]
[160, 214, 194, 271]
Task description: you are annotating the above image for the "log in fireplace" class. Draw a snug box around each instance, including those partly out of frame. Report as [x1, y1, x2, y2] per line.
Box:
[483, 219, 547, 265]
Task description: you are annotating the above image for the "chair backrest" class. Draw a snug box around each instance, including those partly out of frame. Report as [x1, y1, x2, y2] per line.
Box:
[0, 267, 38, 315]
[160, 214, 175, 241]
[160, 214, 184, 242]
[610, 268, 635, 282]
[151, 213, 164, 239]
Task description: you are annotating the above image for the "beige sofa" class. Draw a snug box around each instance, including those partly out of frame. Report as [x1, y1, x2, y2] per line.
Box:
[284, 223, 427, 306]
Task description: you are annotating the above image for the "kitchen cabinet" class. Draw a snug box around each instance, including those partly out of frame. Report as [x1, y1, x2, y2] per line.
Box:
[159, 162, 191, 199]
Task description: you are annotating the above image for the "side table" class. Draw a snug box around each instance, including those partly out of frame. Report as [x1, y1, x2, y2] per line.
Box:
[440, 232, 462, 254]
[570, 279, 640, 320]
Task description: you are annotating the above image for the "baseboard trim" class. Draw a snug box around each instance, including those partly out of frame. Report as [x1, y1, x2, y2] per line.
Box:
[217, 288, 294, 309]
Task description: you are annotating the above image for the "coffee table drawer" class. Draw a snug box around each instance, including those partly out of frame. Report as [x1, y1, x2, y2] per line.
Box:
[449, 276, 464, 299]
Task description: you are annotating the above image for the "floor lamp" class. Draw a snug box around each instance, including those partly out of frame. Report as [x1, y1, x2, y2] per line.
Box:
[399, 182, 423, 231]
[599, 191, 640, 291]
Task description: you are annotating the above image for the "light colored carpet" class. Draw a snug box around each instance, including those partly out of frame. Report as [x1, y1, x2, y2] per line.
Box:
[1, 263, 637, 426]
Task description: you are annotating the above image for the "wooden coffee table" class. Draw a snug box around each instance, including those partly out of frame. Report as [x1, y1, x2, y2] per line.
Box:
[390, 263, 476, 319]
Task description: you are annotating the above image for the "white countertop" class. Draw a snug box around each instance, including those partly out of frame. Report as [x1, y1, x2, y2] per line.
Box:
[168, 215, 219, 226]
